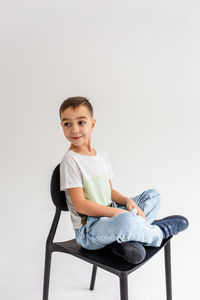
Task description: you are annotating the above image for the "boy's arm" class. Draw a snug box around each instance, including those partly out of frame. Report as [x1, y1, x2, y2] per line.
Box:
[67, 187, 128, 218]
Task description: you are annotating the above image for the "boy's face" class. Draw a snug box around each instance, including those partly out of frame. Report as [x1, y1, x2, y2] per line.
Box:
[60, 105, 96, 151]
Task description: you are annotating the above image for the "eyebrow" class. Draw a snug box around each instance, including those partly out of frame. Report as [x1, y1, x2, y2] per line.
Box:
[61, 116, 87, 122]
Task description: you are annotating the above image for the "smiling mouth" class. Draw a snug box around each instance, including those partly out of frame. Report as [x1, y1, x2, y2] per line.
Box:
[72, 136, 83, 139]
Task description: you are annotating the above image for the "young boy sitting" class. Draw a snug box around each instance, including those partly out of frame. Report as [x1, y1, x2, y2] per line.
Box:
[59, 96, 189, 264]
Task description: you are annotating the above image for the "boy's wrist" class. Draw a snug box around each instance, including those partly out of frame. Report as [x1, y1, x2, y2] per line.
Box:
[124, 197, 137, 207]
[111, 189, 136, 206]
[123, 197, 130, 204]
[114, 196, 130, 206]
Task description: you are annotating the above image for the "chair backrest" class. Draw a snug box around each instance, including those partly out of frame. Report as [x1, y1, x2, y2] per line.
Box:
[50, 163, 69, 211]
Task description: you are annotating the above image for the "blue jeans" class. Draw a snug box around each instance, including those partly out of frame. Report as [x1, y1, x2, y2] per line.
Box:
[74, 189, 164, 250]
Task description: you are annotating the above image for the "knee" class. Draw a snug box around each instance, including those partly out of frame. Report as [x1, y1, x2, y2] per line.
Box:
[146, 188, 162, 205]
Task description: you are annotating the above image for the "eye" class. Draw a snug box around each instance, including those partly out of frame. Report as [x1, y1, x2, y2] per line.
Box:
[79, 121, 85, 125]
[64, 121, 85, 127]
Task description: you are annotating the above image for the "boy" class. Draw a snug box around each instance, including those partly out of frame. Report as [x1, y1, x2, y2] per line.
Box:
[59, 96, 189, 264]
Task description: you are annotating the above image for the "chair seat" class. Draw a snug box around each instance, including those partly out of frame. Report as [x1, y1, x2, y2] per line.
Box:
[52, 237, 172, 276]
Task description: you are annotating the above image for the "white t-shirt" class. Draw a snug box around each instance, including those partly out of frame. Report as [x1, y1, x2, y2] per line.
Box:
[60, 149, 114, 230]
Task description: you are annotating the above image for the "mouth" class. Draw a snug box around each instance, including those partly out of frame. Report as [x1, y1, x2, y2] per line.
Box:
[71, 136, 83, 140]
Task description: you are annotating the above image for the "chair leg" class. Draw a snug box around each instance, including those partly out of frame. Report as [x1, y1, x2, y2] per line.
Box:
[43, 246, 52, 300]
[164, 240, 172, 300]
[90, 265, 97, 290]
[119, 273, 128, 300]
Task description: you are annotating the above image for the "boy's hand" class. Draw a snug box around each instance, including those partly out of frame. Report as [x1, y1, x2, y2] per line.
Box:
[125, 198, 146, 220]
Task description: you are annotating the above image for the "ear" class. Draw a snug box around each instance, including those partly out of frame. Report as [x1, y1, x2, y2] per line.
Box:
[109, 179, 113, 190]
[91, 119, 96, 129]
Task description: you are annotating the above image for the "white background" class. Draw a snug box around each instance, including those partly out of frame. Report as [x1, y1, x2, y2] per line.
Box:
[1, 1, 199, 299]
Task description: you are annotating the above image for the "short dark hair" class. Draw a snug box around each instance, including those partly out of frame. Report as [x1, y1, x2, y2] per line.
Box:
[59, 96, 93, 120]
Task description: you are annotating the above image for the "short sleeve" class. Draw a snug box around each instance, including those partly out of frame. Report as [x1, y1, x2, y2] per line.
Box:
[104, 152, 114, 180]
[60, 158, 83, 191]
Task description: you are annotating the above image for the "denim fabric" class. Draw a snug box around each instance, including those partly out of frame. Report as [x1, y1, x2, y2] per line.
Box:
[74, 189, 164, 250]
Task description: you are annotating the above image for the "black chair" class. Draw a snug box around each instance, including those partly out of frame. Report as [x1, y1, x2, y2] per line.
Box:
[43, 163, 173, 300]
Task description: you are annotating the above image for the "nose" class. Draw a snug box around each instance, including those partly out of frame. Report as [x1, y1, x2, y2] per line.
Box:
[71, 125, 80, 134]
